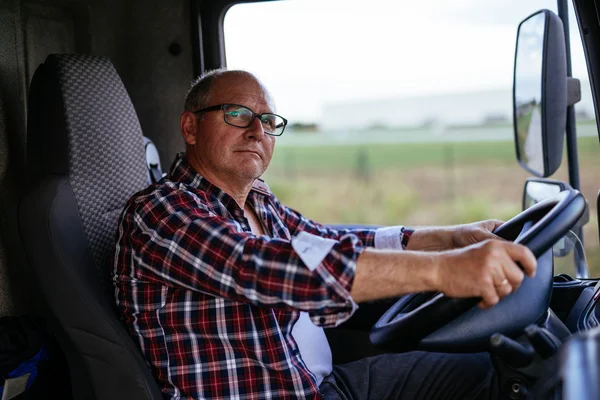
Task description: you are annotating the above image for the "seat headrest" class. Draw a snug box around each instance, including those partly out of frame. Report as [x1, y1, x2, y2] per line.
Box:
[28, 54, 147, 180]
[27, 54, 148, 271]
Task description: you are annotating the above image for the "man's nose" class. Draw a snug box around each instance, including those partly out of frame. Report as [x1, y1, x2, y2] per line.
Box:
[244, 117, 265, 140]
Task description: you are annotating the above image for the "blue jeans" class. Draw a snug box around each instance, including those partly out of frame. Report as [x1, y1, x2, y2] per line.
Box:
[320, 352, 498, 400]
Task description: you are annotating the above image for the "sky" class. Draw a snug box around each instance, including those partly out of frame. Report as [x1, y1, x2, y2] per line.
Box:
[224, 0, 590, 123]
[514, 11, 545, 107]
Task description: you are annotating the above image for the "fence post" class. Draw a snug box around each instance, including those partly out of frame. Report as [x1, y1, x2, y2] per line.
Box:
[284, 149, 296, 180]
[444, 143, 455, 202]
[356, 147, 371, 183]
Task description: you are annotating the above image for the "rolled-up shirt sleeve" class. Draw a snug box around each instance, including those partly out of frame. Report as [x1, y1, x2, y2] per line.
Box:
[274, 199, 409, 251]
[272, 200, 407, 324]
[125, 191, 367, 327]
[274, 198, 377, 246]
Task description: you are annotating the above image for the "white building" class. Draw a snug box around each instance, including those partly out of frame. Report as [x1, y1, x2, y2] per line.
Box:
[320, 83, 595, 131]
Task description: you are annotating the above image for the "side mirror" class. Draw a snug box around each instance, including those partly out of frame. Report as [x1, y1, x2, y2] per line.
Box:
[522, 178, 568, 211]
[523, 178, 589, 258]
[513, 10, 579, 177]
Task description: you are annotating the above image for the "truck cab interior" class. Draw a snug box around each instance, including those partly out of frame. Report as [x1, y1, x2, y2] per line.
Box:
[2, 0, 600, 399]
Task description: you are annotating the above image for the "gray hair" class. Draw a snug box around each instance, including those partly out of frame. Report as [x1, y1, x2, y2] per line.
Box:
[184, 69, 272, 113]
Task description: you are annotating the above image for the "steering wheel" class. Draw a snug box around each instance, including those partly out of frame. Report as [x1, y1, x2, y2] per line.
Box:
[370, 190, 586, 353]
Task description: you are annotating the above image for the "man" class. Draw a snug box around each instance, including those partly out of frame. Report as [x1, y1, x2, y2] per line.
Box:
[112, 69, 536, 400]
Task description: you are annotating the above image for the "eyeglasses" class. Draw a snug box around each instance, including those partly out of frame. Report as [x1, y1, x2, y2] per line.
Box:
[193, 104, 288, 136]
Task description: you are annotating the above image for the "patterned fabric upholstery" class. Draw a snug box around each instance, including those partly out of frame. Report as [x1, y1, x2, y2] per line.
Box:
[21, 54, 163, 398]
[53, 54, 148, 291]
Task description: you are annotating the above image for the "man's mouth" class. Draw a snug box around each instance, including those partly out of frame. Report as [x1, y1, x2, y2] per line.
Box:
[235, 150, 262, 158]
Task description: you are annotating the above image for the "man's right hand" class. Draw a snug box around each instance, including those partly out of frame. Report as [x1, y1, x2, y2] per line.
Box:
[432, 239, 537, 309]
[351, 239, 537, 305]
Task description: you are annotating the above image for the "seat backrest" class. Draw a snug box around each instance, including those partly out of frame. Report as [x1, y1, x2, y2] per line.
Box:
[19, 54, 163, 399]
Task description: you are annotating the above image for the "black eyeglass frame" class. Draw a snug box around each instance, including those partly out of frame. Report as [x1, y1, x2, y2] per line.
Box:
[193, 103, 288, 136]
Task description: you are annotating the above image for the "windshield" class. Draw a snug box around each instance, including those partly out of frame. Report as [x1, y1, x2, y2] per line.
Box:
[224, 0, 599, 275]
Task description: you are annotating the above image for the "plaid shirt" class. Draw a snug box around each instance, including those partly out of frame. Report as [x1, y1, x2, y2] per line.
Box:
[113, 154, 385, 399]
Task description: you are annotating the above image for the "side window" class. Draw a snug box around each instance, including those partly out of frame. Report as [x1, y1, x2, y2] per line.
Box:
[561, 4, 600, 275]
[224, 1, 598, 275]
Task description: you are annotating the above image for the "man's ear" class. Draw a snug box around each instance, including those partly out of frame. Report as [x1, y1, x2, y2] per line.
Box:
[181, 112, 197, 146]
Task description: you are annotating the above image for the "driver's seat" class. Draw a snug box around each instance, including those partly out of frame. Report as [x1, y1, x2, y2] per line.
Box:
[19, 54, 163, 399]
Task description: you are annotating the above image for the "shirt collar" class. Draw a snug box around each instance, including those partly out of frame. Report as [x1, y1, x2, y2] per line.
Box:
[168, 153, 273, 207]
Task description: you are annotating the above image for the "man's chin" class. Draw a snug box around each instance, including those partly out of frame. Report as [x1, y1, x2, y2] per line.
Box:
[232, 167, 266, 181]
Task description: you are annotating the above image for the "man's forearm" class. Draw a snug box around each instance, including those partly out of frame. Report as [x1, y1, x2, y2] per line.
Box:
[404, 220, 505, 251]
[350, 237, 537, 309]
[405, 227, 454, 251]
[350, 247, 441, 303]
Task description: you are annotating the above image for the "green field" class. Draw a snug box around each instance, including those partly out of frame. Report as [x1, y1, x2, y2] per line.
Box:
[269, 135, 600, 172]
[264, 135, 600, 277]
[515, 103, 537, 162]
[270, 140, 517, 172]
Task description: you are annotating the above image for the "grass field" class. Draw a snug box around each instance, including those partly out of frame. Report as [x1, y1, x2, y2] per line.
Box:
[263, 135, 600, 277]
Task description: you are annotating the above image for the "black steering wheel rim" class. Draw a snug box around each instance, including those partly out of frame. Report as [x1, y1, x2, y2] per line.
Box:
[370, 190, 586, 353]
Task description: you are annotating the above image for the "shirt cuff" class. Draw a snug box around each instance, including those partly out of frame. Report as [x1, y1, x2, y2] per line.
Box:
[292, 231, 363, 327]
[309, 299, 358, 328]
[374, 226, 413, 250]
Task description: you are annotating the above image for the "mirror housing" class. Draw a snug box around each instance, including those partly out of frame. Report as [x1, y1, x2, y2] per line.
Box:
[513, 9, 570, 177]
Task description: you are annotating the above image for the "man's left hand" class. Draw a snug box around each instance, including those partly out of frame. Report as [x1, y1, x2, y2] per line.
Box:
[451, 220, 504, 248]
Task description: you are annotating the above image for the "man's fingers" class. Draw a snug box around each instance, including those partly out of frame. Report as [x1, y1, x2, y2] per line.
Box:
[472, 229, 498, 242]
[478, 275, 512, 309]
[464, 228, 502, 247]
[503, 243, 537, 277]
[485, 219, 505, 231]
[503, 265, 526, 289]
[473, 220, 506, 242]
[493, 220, 504, 228]
[502, 260, 526, 289]
[479, 286, 500, 309]
[495, 280, 513, 298]
[443, 239, 534, 310]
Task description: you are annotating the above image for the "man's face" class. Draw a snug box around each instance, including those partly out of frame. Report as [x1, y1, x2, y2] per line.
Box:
[183, 75, 277, 183]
